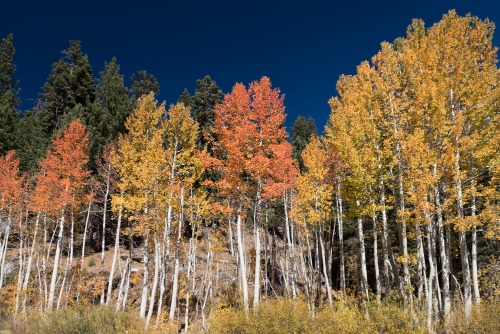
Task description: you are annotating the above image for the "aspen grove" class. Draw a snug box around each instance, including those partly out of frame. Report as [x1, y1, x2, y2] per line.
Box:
[0, 11, 499, 333]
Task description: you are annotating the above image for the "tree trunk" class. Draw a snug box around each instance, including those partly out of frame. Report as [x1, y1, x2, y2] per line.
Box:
[336, 186, 346, 295]
[156, 204, 171, 327]
[372, 213, 381, 303]
[47, 209, 65, 313]
[15, 211, 24, 314]
[169, 188, 185, 322]
[470, 164, 480, 305]
[146, 231, 160, 329]
[100, 164, 111, 304]
[319, 223, 333, 309]
[253, 181, 262, 310]
[0, 213, 11, 290]
[356, 200, 369, 302]
[284, 191, 296, 299]
[22, 213, 40, 314]
[236, 203, 249, 313]
[81, 200, 92, 269]
[139, 233, 149, 318]
[426, 213, 436, 334]
[106, 205, 122, 305]
[435, 176, 450, 323]
[456, 149, 472, 321]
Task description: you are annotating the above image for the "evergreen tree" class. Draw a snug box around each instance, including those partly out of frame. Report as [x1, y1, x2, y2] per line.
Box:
[39, 40, 95, 134]
[190, 75, 223, 148]
[87, 57, 132, 169]
[290, 116, 317, 172]
[177, 88, 191, 107]
[16, 110, 51, 171]
[130, 70, 160, 99]
[178, 76, 223, 149]
[0, 33, 20, 155]
[66, 41, 95, 107]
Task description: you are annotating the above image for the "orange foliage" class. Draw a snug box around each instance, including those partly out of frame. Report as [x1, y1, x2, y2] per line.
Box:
[211, 76, 296, 207]
[0, 150, 25, 213]
[30, 119, 90, 215]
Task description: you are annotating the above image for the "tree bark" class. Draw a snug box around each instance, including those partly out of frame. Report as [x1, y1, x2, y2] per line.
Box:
[169, 188, 185, 322]
[372, 213, 381, 303]
[356, 200, 369, 302]
[319, 223, 333, 309]
[139, 233, 149, 318]
[236, 204, 249, 314]
[47, 209, 65, 313]
[336, 186, 346, 295]
[106, 205, 122, 305]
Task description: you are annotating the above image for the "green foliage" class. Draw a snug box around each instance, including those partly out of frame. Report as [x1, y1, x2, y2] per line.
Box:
[86, 57, 132, 169]
[179, 75, 223, 149]
[129, 70, 160, 99]
[39, 40, 95, 134]
[15, 110, 51, 171]
[290, 116, 317, 172]
[0, 33, 20, 155]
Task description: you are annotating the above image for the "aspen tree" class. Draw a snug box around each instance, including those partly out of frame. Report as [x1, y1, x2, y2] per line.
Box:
[211, 77, 288, 312]
[295, 136, 334, 308]
[0, 151, 25, 291]
[163, 102, 201, 324]
[112, 93, 167, 318]
[30, 120, 89, 312]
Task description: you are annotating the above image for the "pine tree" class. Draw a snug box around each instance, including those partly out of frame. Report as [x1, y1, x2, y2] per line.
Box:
[87, 57, 132, 169]
[39, 40, 95, 134]
[130, 70, 160, 99]
[0, 33, 20, 155]
[177, 75, 223, 149]
[177, 88, 191, 107]
[290, 116, 317, 172]
[15, 110, 51, 171]
[190, 75, 223, 148]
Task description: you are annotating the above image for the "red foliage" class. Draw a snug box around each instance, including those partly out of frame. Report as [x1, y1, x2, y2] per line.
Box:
[30, 119, 90, 215]
[0, 151, 25, 213]
[211, 76, 297, 204]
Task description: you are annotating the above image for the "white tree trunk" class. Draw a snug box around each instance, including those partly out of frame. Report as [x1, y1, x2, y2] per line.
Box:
[470, 167, 480, 305]
[319, 223, 333, 309]
[22, 213, 40, 314]
[146, 231, 160, 329]
[236, 205, 249, 313]
[106, 205, 122, 305]
[434, 166, 450, 322]
[253, 222, 261, 310]
[456, 149, 472, 321]
[139, 233, 149, 318]
[336, 186, 346, 294]
[47, 210, 65, 313]
[372, 213, 381, 303]
[81, 200, 92, 269]
[426, 215, 435, 334]
[156, 203, 172, 327]
[356, 200, 369, 301]
[169, 188, 185, 322]
[284, 191, 296, 299]
[0, 214, 12, 290]
[100, 169, 111, 305]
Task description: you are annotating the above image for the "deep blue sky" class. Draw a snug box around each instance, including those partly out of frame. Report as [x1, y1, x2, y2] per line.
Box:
[2, 0, 500, 132]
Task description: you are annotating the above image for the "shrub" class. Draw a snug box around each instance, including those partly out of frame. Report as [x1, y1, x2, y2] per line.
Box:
[8, 305, 144, 334]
